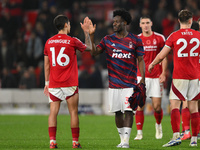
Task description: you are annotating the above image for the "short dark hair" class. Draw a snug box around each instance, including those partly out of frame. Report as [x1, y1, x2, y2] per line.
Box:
[53, 15, 69, 31]
[178, 9, 193, 23]
[140, 15, 151, 21]
[113, 9, 132, 25]
[191, 21, 199, 31]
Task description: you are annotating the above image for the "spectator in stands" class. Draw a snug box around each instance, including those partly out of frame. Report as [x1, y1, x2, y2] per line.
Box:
[23, 22, 32, 44]
[35, 21, 48, 46]
[14, 35, 27, 63]
[0, 8, 17, 42]
[0, 38, 17, 70]
[162, 12, 176, 37]
[26, 31, 43, 67]
[1, 67, 17, 88]
[19, 66, 36, 89]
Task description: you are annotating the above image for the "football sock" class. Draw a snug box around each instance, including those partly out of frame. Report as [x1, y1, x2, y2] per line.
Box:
[123, 127, 132, 144]
[135, 110, 144, 130]
[199, 109, 200, 132]
[154, 109, 163, 124]
[182, 107, 190, 131]
[171, 108, 180, 133]
[49, 126, 57, 140]
[191, 112, 199, 136]
[117, 128, 124, 144]
[71, 127, 80, 142]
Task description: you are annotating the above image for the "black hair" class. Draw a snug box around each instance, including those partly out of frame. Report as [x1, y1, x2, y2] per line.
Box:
[178, 9, 193, 23]
[113, 9, 132, 25]
[53, 15, 69, 31]
[191, 21, 199, 31]
[140, 15, 151, 21]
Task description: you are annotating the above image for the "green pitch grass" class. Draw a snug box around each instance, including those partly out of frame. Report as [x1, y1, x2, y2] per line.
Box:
[0, 115, 199, 150]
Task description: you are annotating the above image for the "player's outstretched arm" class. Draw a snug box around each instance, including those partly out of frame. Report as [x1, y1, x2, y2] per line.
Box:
[148, 46, 171, 73]
[159, 57, 168, 83]
[44, 55, 50, 96]
[80, 17, 93, 51]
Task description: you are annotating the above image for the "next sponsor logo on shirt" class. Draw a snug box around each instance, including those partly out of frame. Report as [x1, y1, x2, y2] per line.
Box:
[112, 49, 131, 58]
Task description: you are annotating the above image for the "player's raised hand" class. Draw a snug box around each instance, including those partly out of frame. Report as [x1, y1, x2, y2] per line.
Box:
[80, 16, 90, 33]
[88, 19, 96, 34]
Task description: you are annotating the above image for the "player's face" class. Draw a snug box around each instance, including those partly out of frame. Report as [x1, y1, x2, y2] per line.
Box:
[113, 16, 125, 32]
[140, 18, 152, 33]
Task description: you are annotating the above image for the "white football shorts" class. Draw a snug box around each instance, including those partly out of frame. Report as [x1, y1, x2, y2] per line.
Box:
[108, 88, 134, 113]
[48, 86, 78, 103]
[137, 77, 163, 98]
[169, 79, 199, 101]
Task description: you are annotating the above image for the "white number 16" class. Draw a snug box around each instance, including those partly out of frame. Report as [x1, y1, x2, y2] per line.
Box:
[50, 47, 70, 66]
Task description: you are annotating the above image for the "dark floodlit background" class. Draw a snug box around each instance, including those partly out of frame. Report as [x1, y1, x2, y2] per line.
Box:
[0, 0, 199, 115]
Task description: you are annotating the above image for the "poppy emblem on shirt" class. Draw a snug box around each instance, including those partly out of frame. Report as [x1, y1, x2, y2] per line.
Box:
[129, 42, 132, 48]
[146, 40, 151, 45]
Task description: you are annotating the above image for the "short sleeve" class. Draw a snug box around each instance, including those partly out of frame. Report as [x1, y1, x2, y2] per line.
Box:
[165, 33, 173, 49]
[73, 37, 87, 52]
[97, 36, 106, 51]
[136, 37, 144, 56]
[44, 43, 48, 56]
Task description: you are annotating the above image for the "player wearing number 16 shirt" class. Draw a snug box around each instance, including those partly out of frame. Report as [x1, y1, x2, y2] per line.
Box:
[148, 10, 200, 147]
[43, 15, 92, 149]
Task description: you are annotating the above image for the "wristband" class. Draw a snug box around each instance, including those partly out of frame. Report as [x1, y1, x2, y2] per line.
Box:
[45, 81, 49, 86]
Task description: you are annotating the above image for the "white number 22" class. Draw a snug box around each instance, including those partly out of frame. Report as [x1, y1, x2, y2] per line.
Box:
[177, 38, 199, 57]
[50, 47, 70, 66]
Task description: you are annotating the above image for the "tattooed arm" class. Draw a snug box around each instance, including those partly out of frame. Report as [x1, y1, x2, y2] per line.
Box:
[80, 17, 92, 51]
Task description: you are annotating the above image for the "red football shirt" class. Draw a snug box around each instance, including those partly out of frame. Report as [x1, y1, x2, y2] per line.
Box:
[165, 28, 200, 79]
[137, 32, 165, 78]
[44, 34, 87, 88]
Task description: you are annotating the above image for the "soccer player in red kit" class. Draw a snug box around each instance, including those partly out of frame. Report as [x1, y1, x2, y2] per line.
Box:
[43, 15, 92, 149]
[134, 15, 167, 140]
[149, 10, 200, 147]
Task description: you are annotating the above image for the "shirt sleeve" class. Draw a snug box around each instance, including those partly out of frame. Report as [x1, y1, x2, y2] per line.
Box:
[165, 33, 173, 49]
[136, 37, 144, 56]
[97, 36, 106, 51]
[44, 43, 48, 56]
[73, 37, 87, 52]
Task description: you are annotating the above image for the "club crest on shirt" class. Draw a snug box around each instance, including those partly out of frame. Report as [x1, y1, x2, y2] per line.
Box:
[153, 39, 157, 45]
[129, 42, 133, 48]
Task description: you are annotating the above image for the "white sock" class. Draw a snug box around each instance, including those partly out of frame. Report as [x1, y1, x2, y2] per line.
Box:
[191, 136, 197, 142]
[123, 127, 132, 144]
[117, 128, 124, 144]
[173, 132, 180, 139]
[50, 140, 56, 144]
[137, 130, 143, 135]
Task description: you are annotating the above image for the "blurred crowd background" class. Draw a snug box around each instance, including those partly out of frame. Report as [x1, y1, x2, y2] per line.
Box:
[0, 0, 200, 91]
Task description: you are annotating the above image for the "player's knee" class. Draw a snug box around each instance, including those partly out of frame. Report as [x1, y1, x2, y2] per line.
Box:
[153, 104, 161, 112]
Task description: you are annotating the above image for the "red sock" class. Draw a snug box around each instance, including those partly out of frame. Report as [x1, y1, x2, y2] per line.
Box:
[199, 109, 200, 132]
[181, 108, 190, 131]
[135, 110, 144, 130]
[49, 126, 57, 140]
[171, 108, 180, 133]
[154, 109, 163, 124]
[71, 127, 80, 142]
[191, 112, 199, 136]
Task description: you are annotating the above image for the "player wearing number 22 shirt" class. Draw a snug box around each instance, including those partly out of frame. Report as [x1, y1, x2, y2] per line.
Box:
[44, 34, 86, 88]
[148, 10, 200, 147]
